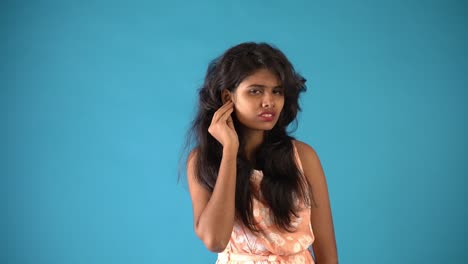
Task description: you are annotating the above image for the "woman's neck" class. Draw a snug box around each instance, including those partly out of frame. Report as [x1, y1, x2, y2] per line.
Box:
[241, 129, 264, 162]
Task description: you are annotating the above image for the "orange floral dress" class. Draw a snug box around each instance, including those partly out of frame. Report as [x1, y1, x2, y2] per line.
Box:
[216, 142, 315, 264]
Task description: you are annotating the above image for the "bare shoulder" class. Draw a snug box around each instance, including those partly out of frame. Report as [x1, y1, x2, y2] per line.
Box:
[293, 139, 324, 182]
[293, 139, 320, 163]
[187, 148, 199, 170]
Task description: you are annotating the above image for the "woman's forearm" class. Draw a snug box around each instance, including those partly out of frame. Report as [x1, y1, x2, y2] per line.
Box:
[195, 146, 238, 252]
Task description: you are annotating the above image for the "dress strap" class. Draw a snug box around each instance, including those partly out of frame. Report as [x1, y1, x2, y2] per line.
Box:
[292, 140, 304, 173]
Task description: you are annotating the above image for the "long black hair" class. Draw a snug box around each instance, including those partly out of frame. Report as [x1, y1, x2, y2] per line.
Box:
[184, 42, 315, 232]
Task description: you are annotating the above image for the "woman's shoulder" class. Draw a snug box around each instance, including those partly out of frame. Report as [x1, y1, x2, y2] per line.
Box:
[292, 139, 317, 156]
[186, 147, 200, 170]
[292, 139, 320, 167]
[188, 147, 199, 159]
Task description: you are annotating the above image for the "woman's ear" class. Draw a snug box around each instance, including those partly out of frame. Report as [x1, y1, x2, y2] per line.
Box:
[221, 89, 231, 104]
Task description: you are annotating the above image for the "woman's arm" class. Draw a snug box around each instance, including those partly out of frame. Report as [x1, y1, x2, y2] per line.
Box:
[187, 147, 237, 252]
[187, 100, 239, 252]
[295, 140, 339, 264]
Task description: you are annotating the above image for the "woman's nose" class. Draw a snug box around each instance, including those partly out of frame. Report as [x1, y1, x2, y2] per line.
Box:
[261, 92, 275, 108]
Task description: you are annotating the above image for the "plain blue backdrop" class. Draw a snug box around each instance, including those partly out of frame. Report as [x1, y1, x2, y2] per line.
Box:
[2, 0, 467, 263]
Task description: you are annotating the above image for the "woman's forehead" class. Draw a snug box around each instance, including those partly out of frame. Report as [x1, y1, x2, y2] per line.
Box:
[239, 69, 281, 88]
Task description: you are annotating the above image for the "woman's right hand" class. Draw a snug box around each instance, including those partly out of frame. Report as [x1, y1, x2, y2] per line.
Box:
[208, 101, 239, 151]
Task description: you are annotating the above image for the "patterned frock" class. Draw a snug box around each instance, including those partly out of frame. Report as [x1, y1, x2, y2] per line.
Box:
[216, 142, 315, 264]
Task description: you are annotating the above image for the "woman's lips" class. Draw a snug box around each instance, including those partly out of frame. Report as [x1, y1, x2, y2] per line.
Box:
[258, 111, 276, 121]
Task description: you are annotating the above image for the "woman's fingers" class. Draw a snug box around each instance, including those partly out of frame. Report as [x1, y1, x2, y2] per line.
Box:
[208, 100, 238, 147]
[218, 105, 233, 122]
[212, 101, 233, 123]
[215, 101, 233, 118]
[226, 115, 235, 130]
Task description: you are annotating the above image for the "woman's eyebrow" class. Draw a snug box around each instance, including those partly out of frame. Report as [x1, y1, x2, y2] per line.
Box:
[247, 84, 283, 89]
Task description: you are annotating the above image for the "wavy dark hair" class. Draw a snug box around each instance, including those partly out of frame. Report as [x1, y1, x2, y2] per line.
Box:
[184, 42, 316, 232]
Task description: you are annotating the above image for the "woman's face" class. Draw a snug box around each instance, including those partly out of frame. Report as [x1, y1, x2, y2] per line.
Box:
[231, 69, 285, 132]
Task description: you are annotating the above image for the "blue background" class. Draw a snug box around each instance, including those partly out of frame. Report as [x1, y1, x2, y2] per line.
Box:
[2, 0, 467, 263]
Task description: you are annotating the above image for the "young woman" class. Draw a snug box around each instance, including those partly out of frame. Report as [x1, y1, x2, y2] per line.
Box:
[185, 42, 338, 263]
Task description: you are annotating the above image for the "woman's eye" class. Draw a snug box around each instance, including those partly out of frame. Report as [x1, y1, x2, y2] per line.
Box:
[249, 89, 261, 94]
[273, 90, 284, 95]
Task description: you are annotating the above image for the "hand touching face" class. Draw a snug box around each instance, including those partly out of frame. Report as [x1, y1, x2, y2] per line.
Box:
[208, 100, 239, 150]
